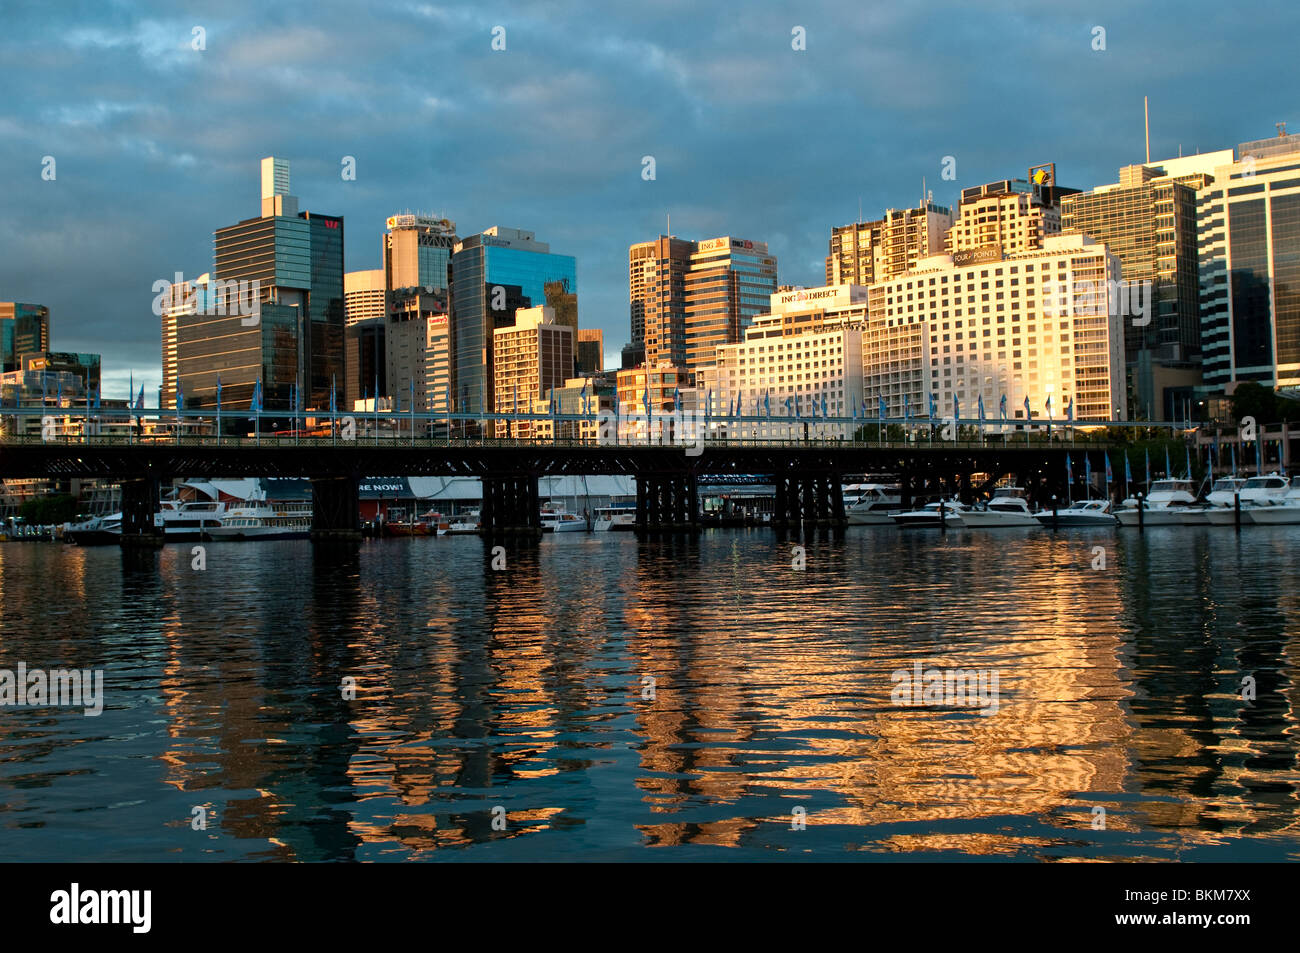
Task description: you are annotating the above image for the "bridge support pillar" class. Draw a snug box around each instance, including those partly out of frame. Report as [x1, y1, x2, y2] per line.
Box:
[771, 471, 846, 529]
[481, 474, 541, 536]
[635, 472, 698, 534]
[311, 476, 362, 541]
[119, 476, 163, 548]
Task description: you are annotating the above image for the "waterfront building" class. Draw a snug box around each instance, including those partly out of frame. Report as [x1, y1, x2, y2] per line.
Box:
[0, 302, 51, 373]
[383, 213, 457, 294]
[577, 328, 604, 376]
[862, 233, 1126, 423]
[1198, 131, 1300, 392]
[825, 202, 953, 287]
[492, 306, 574, 438]
[184, 156, 344, 413]
[449, 227, 576, 416]
[1061, 151, 1230, 417]
[684, 236, 778, 376]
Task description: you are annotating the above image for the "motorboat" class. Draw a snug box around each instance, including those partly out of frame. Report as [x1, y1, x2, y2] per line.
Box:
[1115, 479, 1198, 526]
[1204, 473, 1289, 525]
[63, 512, 122, 545]
[593, 503, 637, 531]
[890, 499, 966, 528]
[156, 498, 229, 540]
[845, 483, 905, 525]
[1034, 499, 1118, 527]
[445, 510, 481, 535]
[1246, 476, 1300, 525]
[541, 502, 587, 533]
[961, 487, 1038, 528]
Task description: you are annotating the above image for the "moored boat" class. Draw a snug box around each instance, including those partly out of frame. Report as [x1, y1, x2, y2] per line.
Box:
[961, 487, 1038, 528]
[1115, 479, 1198, 526]
[891, 499, 966, 528]
[1034, 499, 1118, 527]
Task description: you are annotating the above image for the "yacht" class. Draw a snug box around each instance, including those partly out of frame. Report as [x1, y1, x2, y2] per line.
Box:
[1034, 499, 1118, 527]
[541, 502, 587, 533]
[156, 498, 229, 540]
[890, 499, 966, 528]
[1245, 476, 1300, 524]
[593, 503, 637, 531]
[844, 483, 905, 525]
[1179, 476, 1245, 525]
[960, 487, 1039, 527]
[1115, 479, 1198, 526]
[207, 494, 312, 540]
[1204, 473, 1289, 525]
[63, 512, 123, 545]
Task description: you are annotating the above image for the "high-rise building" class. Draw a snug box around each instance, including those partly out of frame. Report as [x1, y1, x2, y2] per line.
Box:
[0, 302, 51, 373]
[189, 157, 344, 413]
[383, 213, 457, 293]
[159, 275, 212, 409]
[449, 226, 577, 415]
[825, 202, 952, 286]
[344, 269, 387, 327]
[577, 328, 605, 375]
[386, 291, 450, 427]
[858, 234, 1126, 422]
[683, 237, 777, 376]
[947, 174, 1078, 257]
[492, 306, 574, 437]
[1061, 151, 1230, 417]
[1198, 132, 1300, 392]
[629, 235, 693, 366]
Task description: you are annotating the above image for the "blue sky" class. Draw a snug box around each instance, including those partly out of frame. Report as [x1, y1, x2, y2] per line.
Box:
[1, 0, 1296, 400]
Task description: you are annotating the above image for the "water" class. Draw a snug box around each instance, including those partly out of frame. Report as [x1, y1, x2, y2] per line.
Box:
[1, 526, 1297, 861]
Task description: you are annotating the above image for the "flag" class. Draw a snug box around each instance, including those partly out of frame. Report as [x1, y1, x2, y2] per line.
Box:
[176, 380, 183, 418]
[673, 387, 681, 412]
[136, 385, 145, 410]
[1085, 454, 1092, 486]
[706, 390, 713, 418]
[811, 394, 819, 416]
[784, 395, 793, 417]
[795, 393, 801, 419]
[1105, 452, 1113, 484]
[1066, 396, 1074, 423]
[1024, 395, 1031, 421]
[1165, 447, 1172, 478]
[928, 392, 937, 419]
[1067, 453, 1073, 482]
[822, 395, 828, 419]
[1145, 448, 1151, 486]
[1124, 452, 1132, 486]
[764, 392, 770, 417]
[643, 385, 651, 414]
[978, 394, 985, 423]
[1185, 445, 1192, 480]
[903, 393, 911, 421]
[999, 393, 1007, 420]
[93, 387, 100, 410]
[952, 394, 960, 421]
[1230, 442, 1237, 475]
[878, 394, 887, 422]
[851, 397, 858, 421]
[1045, 394, 1053, 418]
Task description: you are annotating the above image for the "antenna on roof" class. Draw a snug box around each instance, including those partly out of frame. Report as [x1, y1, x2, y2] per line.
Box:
[1279, 121, 1289, 138]
[1144, 96, 1150, 163]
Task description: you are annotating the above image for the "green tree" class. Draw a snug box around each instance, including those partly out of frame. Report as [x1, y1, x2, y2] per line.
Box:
[19, 493, 79, 525]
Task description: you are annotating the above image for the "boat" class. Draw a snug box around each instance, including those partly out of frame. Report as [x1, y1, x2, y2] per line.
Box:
[1115, 479, 1198, 526]
[156, 498, 229, 540]
[541, 502, 587, 533]
[445, 510, 481, 535]
[1203, 473, 1289, 525]
[1034, 499, 1118, 527]
[63, 512, 123, 545]
[382, 509, 448, 537]
[593, 503, 637, 531]
[206, 493, 312, 540]
[960, 487, 1039, 527]
[890, 499, 966, 528]
[845, 483, 905, 525]
[1246, 476, 1300, 524]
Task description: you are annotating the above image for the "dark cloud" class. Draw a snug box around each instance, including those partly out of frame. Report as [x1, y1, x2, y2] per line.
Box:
[1, 0, 1295, 397]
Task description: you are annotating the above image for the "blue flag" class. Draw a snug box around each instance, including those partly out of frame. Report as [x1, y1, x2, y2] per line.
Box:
[1185, 445, 1192, 480]
[1105, 452, 1113, 484]
[1145, 448, 1151, 485]
[878, 394, 886, 421]
[764, 391, 770, 417]
[999, 393, 1007, 420]
[1024, 395, 1031, 421]
[784, 395, 793, 417]
[977, 394, 985, 422]
[928, 393, 937, 419]
[1165, 447, 1172, 478]
[903, 393, 911, 421]
[1067, 453, 1073, 482]
[953, 394, 960, 421]
[1085, 454, 1092, 485]
[1124, 452, 1132, 486]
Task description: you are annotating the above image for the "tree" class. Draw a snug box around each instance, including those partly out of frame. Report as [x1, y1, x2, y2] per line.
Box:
[19, 493, 79, 525]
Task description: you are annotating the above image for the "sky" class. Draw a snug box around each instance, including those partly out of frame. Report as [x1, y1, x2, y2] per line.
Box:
[2, 0, 1297, 402]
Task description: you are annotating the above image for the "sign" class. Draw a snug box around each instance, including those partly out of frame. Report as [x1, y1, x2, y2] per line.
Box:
[952, 245, 1003, 267]
[697, 238, 730, 253]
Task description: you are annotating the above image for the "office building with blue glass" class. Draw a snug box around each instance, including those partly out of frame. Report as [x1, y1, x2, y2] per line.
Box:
[449, 227, 576, 415]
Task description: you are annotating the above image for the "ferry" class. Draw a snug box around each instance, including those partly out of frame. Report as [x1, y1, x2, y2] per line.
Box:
[891, 499, 967, 528]
[1034, 499, 1118, 527]
[157, 498, 228, 540]
[844, 483, 905, 525]
[960, 487, 1038, 528]
[207, 494, 312, 540]
[593, 503, 637, 531]
[1115, 479, 1198, 526]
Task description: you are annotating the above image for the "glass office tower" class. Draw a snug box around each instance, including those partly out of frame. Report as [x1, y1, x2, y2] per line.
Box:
[449, 227, 576, 415]
[0, 303, 51, 373]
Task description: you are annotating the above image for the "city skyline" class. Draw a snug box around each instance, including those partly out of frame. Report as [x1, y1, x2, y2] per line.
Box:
[2, 2, 1296, 400]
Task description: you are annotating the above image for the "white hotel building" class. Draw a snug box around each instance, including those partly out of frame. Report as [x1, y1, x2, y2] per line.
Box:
[867, 234, 1127, 423]
[695, 234, 1127, 438]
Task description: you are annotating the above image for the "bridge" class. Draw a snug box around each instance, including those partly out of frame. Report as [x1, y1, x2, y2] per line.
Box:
[0, 405, 1158, 543]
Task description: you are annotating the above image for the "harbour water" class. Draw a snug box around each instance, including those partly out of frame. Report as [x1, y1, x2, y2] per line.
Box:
[1, 526, 1297, 861]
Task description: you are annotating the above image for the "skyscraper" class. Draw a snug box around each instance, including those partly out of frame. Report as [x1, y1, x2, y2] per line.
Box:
[683, 237, 777, 375]
[576, 328, 604, 375]
[1199, 132, 1300, 392]
[384, 213, 457, 293]
[492, 306, 574, 438]
[184, 157, 344, 413]
[0, 302, 51, 373]
[825, 202, 952, 286]
[629, 235, 693, 366]
[448, 227, 576, 415]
